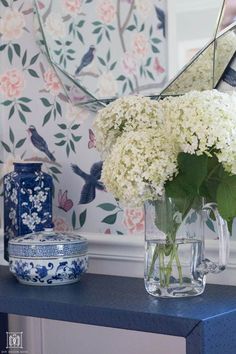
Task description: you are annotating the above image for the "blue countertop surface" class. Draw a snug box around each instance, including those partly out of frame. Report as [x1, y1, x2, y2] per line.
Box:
[1, 266, 236, 339]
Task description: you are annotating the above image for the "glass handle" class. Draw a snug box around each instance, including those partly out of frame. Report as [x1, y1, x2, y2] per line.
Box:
[202, 203, 230, 274]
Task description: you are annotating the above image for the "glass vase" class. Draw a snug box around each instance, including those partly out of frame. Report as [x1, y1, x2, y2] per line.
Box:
[144, 197, 230, 298]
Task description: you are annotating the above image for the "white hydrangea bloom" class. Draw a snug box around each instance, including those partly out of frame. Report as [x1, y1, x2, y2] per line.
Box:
[93, 95, 164, 157]
[102, 129, 179, 206]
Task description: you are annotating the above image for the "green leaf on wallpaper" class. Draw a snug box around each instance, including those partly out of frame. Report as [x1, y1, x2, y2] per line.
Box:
[8, 105, 15, 119]
[69, 23, 73, 34]
[133, 14, 138, 26]
[65, 41, 72, 46]
[107, 50, 111, 62]
[70, 140, 75, 153]
[105, 30, 110, 41]
[97, 34, 103, 44]
[71, 124, 80, 130]
[151, 45, 160, 53]
[147, 70, 155, 80]
[97, 203, 117, 211]
[19, 97, 31, 103]
[54, 49, 62, 55]
[206, 219, 215, 233]
[149, 26, 153, 36]
[145, 58, 151, 67]
[117, 75, 125, 81]
[72, 211, 76, 229]
[102, 213, 118, 225]
[0, 44, 7, 51]
[110, 62, 117, 70]
[126, 25, 136, 31]
[43, 110, 52, 126]
[52, 173, 59, 183]
[93, 27, 102, 34]
[116, 231, 124, 235]
[13, 43, 21, 57]
[53, 108, 57, 119]
[107, 25, 115, 31]
[76, 32, 84, 44]
[22, 51, 27, 66]
[49, 166, 61, 174]
[56, 102, 62, 116]
[19, 103, 31, 112]
[71, 134, 81, 142]
[152, 38, 161, 44]
[55, 133, 65, 138]
[122, 82, 127, 94]
[55, 140, 66, 146]
[1, 142, 11, 153]
[1, 100, 12, 106]
[98, 57, 106, 66]
[18, 110, 26, 124]
[28, 69, 39, 78]
[77, 20, 85, 28]
[58, 123, 67, 130]
[128, 79, 134, 92]
[15, 138, 26, 149]
[140, 23, 145, 32]
[66, 143, 70, 157]
[8, 46, 13, 64]
[30, 53, 40, 65]
[9, 128, 14, 144]
[40, 98, 51, 107]
[55, 40, 62, 46]
[79, 209, 87, 227]
[1, 0, 9, 7]
[92, 21, 102, 26]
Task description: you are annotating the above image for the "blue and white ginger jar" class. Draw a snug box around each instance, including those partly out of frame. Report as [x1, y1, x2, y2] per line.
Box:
[4, 162, 53, 261]
[8, 229, 88, 286]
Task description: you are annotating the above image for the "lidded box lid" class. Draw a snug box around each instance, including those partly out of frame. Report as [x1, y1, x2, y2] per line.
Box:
[8, 228, 88, 258]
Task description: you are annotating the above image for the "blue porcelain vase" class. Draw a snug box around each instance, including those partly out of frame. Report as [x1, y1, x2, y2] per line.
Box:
[4, 163, 53, 261]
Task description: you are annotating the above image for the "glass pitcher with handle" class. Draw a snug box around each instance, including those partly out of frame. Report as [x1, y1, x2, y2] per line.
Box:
[144, 196, 230, 298]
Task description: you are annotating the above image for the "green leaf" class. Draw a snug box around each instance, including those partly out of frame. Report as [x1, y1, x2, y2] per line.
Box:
[40, 98, 51, 107]
[98, 56, 106, 66]
[72, 134, 81, 142]
[126, 25, 136, 31]
[93, 27, 102, 34]
[8, 105, 15, 119]
[28, 69, 39, 78]
[79, 209, 87, 227]
[71, 124, 80, 130]
[147, 70, 155, 80]
[9, 128, 14, 144]
[13, 43, 21, 57]
[56, 102, 62, 116]
[139, 23, 145, 32]
[92, 21, 102, 26]
[1, 142, 11, 153]
[15, 138, 26, 149]
[110, 62, 117, 70]
[77, 20, 85, 27]
[30, 53, 40, 65]
[72, 211, 76, 229]
[145, 57, 152, 67]
[54, 133, 65, 138]
[8, 46, 13, 64]
[76, 31, 84, 44]
[55, 140, 66, 146]
[152, 38, 161, 44]
[18, 110, 26, 124]
[1, 0, 9, 7]
[206, 219, 215, 233]
[70, 139, 75, 153]
[66, 143, 70, 157]
[49, 166, 61, 174]
[43, 110, 52, 126]
[22, 50, 27, 66]
[0, 44, 7, 51]
[1, 100, 12, 106]
[117, 75, 126, 81]
[58, 123, 67, 130]
[97, 33, 103, 44]
[18, 97, 31, 103]
[19, 103, 31, 112]
[97, 203, 117, 211]
[217, 175, 236, 221]
[151, 45, 160, 53]
[106, 49, 111, 62]
[102, 213, 118, 224]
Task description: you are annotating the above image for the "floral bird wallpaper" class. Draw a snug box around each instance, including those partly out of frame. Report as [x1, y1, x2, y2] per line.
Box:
[0, 0, 167, 236]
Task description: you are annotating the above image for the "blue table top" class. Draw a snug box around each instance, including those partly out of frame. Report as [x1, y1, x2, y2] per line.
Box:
[0, 266, 236, 338]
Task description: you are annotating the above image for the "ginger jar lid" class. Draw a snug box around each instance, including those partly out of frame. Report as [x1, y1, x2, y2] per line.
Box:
[8, 227, 88, 258]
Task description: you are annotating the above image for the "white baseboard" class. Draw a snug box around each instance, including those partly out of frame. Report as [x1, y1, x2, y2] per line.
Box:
[1, 230, 236, 284]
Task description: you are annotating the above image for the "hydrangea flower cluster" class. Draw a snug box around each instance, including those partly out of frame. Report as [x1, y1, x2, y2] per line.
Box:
[94, 90, 236, 206]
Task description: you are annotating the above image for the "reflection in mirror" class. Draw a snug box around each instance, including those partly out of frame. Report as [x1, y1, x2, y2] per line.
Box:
[219, 0, 236, 30]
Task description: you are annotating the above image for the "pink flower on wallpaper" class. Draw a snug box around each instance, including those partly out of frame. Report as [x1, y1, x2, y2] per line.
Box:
[0, 69, 25, 99]
[98, 71, 118, 98]
[45, 14, 66, 39]
[44, 69, 62, 96]
[63, 0, 82, 14]
[132, 33, 149, 58]
[135, 0, 152, 19]
[53, 217, 71, 232]
[121, 52, 137, 76]
[97, 0, 116, 24]
[153, 57, 165, 74]
[123, 207, 145, 234]
[0, 9, 25, 41]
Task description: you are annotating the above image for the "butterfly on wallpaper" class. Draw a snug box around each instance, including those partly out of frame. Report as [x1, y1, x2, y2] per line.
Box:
[153, 57, 165, 74]
[222, 66, 236, 87]
[58, 190, 73, 212]
[71, 161, 105, 204]
[155, 6, 166, 37]
[88, 129, 96, 149]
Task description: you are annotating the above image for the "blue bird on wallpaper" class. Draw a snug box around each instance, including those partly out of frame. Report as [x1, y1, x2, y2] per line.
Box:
[155, 7, 165, 37]
[222, 66, 236, 87]
[71, 161, 104, 204]
[27, 125, 56, 161]
[75, 45, 96, 76]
